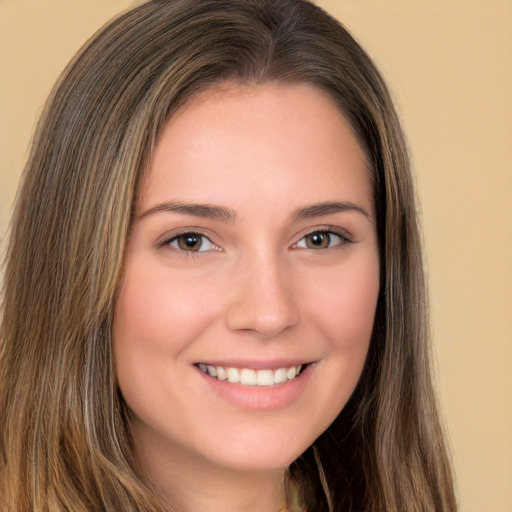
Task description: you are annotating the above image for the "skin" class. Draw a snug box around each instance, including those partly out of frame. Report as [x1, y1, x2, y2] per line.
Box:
[113, 83, 380, 512]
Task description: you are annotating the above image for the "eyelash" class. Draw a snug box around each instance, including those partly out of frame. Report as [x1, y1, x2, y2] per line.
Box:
[158, 227, 352, 256]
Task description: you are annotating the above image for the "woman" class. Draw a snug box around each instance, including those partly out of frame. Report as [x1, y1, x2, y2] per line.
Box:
[0, 0, 457, 510]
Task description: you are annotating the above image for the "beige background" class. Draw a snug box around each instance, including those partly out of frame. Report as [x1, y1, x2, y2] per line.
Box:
[1, 1, 511, 510]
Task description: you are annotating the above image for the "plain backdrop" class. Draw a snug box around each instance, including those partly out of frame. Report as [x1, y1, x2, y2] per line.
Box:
[1, 1, 511, 511]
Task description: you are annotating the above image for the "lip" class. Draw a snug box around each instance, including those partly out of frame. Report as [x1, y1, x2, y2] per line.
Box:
[195, 361, 314, 411]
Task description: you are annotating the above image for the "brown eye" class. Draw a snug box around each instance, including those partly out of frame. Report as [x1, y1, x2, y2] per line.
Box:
[305, 232, 331, 249]
[169, 233, 215, 252]
[177, 234, 202, 251]
[295, 230, 346, 250]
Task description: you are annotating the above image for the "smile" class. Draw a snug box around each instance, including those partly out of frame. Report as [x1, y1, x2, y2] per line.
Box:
[197, 363, 304, 387]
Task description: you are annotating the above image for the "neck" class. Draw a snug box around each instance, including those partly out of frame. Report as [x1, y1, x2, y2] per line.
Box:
[134, 430, 286, 512]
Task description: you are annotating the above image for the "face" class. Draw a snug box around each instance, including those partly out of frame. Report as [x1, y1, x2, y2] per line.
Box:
[113, 83, 380, 476]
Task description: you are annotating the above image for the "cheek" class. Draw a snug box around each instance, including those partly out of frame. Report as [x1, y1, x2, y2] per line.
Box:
[302, 254, 380, 351]
[114, 262, 221, 354]
[112, 261, 226, 413]
[296, 254, 379, 417]
[112, 261, 226, 423]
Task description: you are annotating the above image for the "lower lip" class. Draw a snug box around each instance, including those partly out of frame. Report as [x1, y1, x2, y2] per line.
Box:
[196, 364, 313, 411]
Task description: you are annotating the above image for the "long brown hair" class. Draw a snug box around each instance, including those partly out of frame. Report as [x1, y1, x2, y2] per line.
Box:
[0, 1, 456, 510]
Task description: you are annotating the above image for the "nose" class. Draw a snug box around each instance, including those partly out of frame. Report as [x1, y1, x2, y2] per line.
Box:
[225, 254, 299, 338]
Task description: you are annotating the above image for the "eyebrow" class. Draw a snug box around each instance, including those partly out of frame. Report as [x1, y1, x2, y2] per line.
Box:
[138, 200, 371, 223]
[138, 201, 237, 222]
[291, 201, 372, 221]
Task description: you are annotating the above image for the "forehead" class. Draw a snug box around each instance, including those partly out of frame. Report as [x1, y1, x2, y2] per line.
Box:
[138, 82, 373, 218]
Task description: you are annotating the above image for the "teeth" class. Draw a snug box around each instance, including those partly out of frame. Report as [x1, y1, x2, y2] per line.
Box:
[286, 366, 297, 380]
[227, 367, 240, 383]
[198, 364, 303, 387]
[256, 369, 274, 386]
[240, 368, 257, 385]
[274, 367, 287, 384]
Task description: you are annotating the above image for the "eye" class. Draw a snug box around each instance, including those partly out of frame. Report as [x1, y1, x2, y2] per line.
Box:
[295, 230, 346, 250]
[168, 232, 216, 252]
